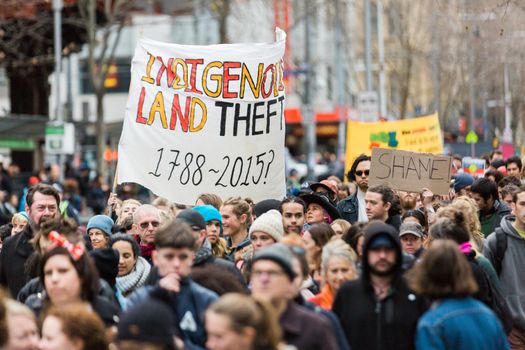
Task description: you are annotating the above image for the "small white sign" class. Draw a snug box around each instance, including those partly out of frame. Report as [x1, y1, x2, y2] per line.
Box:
[358, 91, 379, 122]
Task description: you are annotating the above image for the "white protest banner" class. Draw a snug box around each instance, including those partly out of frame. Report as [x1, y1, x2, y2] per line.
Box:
[118, 29, 287, 205]
[369, 148, 452, 195]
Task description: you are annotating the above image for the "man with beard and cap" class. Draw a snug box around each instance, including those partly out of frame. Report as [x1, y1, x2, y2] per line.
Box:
[332, 221, 426, 350]
[0, 184, 60, 297]
[337, 154, 371, 223]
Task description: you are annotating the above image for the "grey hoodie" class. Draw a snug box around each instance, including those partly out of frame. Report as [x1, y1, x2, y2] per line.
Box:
[483, 215, 525, 330]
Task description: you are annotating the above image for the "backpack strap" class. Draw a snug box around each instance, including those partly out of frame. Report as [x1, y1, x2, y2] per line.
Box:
[494, 228, 508, 275]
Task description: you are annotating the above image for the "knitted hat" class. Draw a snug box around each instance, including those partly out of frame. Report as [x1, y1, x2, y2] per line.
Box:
[193, 205, 222, 224]
[87, 215, 114, 237]
[252, 243, 296, 281]
[253, 199, 281, 218]
[89, 248, 119, 288]
[453, 173, 474, 193]
[177, 209, 206, 230]
[249, 209, 284, 242]
[116, 291, 177, 349]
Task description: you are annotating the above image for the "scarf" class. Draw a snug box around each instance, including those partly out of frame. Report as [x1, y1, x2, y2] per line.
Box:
[308, 284, 334, 310]
[116, 256, 152, 297]
[140, 243, 155, 259]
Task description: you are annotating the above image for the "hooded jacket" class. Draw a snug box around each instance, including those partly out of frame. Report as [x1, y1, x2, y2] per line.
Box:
[484, 216, 525, 330]
[332, 221, 427, 350]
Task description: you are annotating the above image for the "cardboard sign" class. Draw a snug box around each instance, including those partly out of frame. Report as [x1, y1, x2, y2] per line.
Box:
[118, 29, 287, 205]
[462, 157, 485, 175]
[345, 113, 443, 179]
[369, 148, 452, 195]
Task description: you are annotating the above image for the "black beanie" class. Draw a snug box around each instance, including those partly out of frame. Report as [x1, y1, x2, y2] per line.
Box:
[89, 248, 119, 289]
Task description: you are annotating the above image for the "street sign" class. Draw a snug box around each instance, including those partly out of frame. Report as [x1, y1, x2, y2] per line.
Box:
[465, 130, 478, 144]
[358, 91, 379, 122]
[0, 139, 35, 150]
[45, 123, 75, 155]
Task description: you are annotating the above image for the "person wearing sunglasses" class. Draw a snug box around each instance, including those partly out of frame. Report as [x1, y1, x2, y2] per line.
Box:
[132, 204, 161, 265]
[337, 154, 371, 224]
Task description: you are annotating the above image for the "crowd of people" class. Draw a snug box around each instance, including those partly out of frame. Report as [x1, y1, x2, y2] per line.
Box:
[0, 148, 523, 349]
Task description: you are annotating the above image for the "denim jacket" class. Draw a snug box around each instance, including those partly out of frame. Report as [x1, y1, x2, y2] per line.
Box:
[416, 297, 509, 350]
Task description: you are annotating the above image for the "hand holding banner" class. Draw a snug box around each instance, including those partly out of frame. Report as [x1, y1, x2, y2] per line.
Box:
[118, 29, 287, 205]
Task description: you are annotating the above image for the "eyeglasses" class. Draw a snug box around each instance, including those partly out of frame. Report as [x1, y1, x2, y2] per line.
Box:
[139, 221, 160, 230]
[355, 170, 370, 177]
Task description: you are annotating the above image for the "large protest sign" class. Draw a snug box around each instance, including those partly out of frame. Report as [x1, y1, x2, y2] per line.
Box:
[369, 148, 452, 195]
[345, 113, 443, 177]
[118, 29, 287, 205]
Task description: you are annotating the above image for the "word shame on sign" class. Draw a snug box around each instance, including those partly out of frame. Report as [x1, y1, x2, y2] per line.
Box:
[118, 29, 287, 205]
[369, 148, 452, 195]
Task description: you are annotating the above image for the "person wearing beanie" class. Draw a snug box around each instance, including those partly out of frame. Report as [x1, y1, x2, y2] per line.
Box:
[10, 211, 29, 236]
[178, 208, 247, 288]
[249, 209, 284, 253]
[453, 173, 474, 198]
[250, 244, 339, 350]
[87, 215, 114, 250]
[252, 199, 281, 221]
[194, 204, 228, 258]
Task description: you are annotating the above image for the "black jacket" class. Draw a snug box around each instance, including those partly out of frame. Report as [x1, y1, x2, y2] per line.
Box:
[0, 225, 34, 297]
[17, 276, 119, 306]
[332, 222, 427, 350]
[337, 192, 359, 223]
[25, 292, 120, 326]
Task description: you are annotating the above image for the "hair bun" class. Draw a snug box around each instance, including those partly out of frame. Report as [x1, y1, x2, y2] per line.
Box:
[453, 211, 465, 226]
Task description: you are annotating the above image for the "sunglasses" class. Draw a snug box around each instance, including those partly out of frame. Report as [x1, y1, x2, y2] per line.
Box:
[355, 170, 370, 177]
[139, 221, 160, 230]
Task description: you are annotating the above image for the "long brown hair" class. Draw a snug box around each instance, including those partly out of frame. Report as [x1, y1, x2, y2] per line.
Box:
[407, 239, 478, 300]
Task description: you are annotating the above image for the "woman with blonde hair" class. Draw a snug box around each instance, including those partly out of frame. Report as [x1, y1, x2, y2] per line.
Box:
[116, 199, 141, 225]
[331, 219, 351, 238]
[205, 293, 283, 350]
[446, 196, 484, 251]
[3, 297, 39, 349]
[309, 239, 357, 310]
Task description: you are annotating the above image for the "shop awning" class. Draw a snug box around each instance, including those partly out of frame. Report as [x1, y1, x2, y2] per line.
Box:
[284, 107, 357, 124]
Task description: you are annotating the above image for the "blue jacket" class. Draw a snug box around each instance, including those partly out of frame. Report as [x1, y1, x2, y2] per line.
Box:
[416, 297, 509, 350]
[126, 278, 218, 350]
[336, 192, 359, 223]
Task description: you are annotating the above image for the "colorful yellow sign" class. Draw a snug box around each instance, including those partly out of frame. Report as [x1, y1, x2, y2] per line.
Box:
[345, 113, 443, 177]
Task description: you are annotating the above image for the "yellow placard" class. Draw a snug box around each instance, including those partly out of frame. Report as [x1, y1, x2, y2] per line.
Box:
[345, 113, 443, 177]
